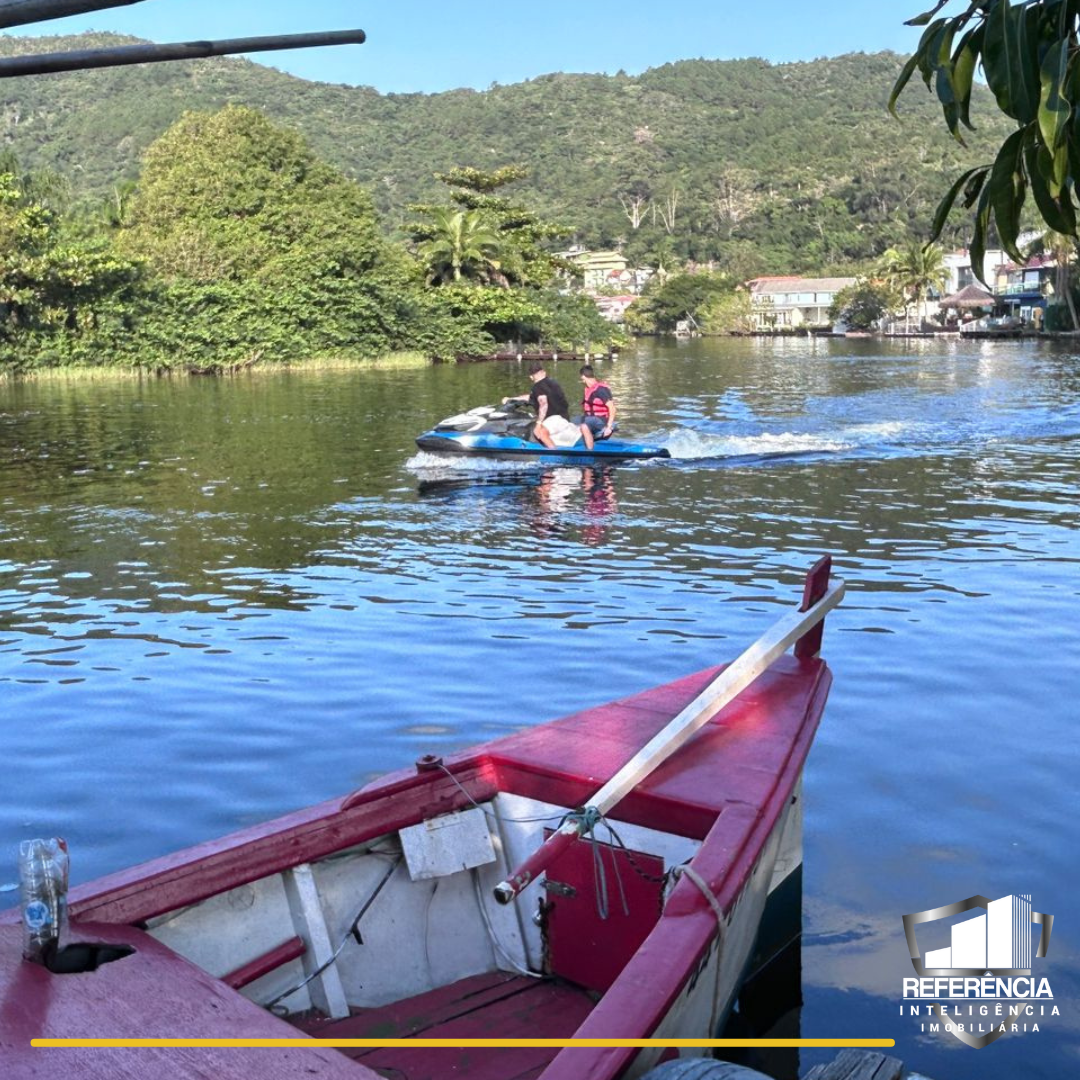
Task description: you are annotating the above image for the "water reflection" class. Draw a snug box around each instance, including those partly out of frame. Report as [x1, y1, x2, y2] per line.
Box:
[415, 463, 622, 547]
[2, 340, 1079, 1080]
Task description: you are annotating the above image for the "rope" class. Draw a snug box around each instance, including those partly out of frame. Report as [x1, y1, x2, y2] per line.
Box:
[561, 805, 604, 833]
[265, 852, 401, 1011]
[558, 807, 631, 921]
[471, 868, 542, 979]
[669, 864, 728, 1028]
[670, 864, 726, 925]
[437, 763, 564, 825]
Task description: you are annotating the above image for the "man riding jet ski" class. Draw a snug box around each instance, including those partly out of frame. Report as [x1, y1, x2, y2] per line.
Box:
[415, 364, 670, 461]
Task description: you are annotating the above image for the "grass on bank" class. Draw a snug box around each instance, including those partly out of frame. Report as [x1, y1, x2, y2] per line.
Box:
[0, 351, 435, 382]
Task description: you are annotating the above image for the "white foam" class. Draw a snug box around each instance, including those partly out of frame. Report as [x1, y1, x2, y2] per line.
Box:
[406, 451, 537, 477]
[662, 429, 853, 461]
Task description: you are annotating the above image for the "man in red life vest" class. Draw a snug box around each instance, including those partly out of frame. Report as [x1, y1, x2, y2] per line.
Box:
[578, 365, 617, 449]
[502, 363, 574, 448]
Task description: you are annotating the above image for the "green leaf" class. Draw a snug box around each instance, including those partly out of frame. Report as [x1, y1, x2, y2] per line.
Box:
[1027, 140, 1077, 235]
[928, 165, 990, 241]
[905, 0, 952, 27]
[916, 19, 950, 88]
[988, 127, 1029, 261]
[952, 24, 984, 132]
[982, 0, 1014, 115]
[889, 52, 922, 117]
[936, 67, 962, 140]
[933, 22, 962, 135]
[963, 167, 991, 209]
[970, 181, 994, 287]
[983, 0, 1040, 122]
[1015, 4, 1044, 122]
[1039, 39, 1072, 155]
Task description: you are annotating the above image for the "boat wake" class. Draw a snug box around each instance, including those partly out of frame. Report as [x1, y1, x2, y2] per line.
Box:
[407, 418, 918, 476]
[661, 428, 856, 462]
[406, 450, 540, 478]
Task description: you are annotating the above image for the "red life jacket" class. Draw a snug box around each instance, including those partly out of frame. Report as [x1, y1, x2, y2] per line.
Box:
[582, 381, 612, 420]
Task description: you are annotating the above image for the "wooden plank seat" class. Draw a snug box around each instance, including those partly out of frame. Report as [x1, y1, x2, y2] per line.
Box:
[295, 971, 598, 1080]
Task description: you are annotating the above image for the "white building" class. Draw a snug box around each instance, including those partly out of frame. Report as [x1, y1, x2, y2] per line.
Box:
[747, 276, 857, 330]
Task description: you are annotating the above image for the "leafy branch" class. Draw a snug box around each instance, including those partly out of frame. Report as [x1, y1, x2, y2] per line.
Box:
[893, 0, 1080, 277]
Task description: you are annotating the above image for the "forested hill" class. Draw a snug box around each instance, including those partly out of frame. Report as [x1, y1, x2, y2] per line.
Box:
[0, 33, 1012, 274]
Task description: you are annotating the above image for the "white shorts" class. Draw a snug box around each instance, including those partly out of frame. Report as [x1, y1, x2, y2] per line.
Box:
[541, 414, 581, 447]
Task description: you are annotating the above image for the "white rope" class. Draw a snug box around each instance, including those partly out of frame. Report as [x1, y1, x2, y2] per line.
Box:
[670, 864, 726, 926]
[471, 868, 543, 979]
[670, 865, 728, 1029]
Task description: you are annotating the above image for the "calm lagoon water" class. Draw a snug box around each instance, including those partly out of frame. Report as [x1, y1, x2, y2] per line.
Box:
[2, 337, 1078, 1078]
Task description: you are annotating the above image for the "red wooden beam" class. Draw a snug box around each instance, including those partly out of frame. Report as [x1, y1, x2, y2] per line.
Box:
[794, 554, 832, 660]
[223, 935, 306, 990]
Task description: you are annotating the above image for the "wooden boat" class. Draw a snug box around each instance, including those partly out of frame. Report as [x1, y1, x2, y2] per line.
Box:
[1, 558, 843, 1080]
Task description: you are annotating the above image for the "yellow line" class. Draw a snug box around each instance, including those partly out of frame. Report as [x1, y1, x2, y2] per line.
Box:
[33, 1038, 895, 1049]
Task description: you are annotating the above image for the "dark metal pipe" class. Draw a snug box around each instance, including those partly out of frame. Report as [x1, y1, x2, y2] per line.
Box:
[0, 0, 146, 30]
[0, 28, 366, 77]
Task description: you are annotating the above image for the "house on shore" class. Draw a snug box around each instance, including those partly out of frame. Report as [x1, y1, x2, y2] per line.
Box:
[560, 248, 655, 295]
[940, 244, 1055, 328]
[594, 294, 638, 323]
[747, 276, 857, 331]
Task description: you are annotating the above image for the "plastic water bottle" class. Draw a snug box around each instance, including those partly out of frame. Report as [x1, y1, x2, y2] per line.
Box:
[18, 837, 69, 964]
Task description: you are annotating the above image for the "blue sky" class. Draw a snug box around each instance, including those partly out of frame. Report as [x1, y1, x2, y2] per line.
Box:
[17, 1, 926, 94]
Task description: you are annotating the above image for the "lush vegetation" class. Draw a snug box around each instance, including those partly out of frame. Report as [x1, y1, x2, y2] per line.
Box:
[0, 36, 1016, 273]
[625, 271, 747, 334]
[1, 32, 1060, 370]
[0, 106, 616, 371]
[829, 281, 895, 330]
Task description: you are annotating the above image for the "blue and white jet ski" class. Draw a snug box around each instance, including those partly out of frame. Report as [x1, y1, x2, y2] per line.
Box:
[415, 400, 670, 460]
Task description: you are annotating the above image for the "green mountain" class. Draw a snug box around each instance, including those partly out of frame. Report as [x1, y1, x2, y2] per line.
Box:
[0, 34, 1011, 275]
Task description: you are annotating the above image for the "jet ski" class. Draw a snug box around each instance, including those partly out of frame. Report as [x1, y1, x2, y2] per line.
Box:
[415, 400, 671, 460]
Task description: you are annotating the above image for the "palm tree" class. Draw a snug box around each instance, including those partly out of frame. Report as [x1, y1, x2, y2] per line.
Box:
[417, 208, 505, 286]
[878, 241, 949, 330]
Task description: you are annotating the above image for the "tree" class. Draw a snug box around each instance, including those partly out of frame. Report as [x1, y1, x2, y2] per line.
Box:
[878, 240, 949, 326]
[0, 172, 143, 365]
[626, 270, 735, 334]
[416, 207, 505, 286]
[619, 192, 650, 230]
[699, 288, 755, 334]
[405, 164, 617, 356]
[410, 165, 574, 288]
[893, 1, 1080, 278]
[829, 280, 892, 331]
[120, 105, 420, 364]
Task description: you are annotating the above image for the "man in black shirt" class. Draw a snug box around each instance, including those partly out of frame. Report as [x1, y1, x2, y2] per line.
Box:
[502, 363, 576, 448]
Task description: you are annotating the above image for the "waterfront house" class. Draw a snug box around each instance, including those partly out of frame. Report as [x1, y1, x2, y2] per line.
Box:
[993, 255, 1054, 323]
[942, 246, 1054, 327]
[593, 294, 638, 323]
[561, 250, 630, 292]
[747, 276, 857, 331]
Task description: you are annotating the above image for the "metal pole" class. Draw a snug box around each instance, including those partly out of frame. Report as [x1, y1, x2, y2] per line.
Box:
[0, 28, 366, 77]
[0, 0, 146, 30]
